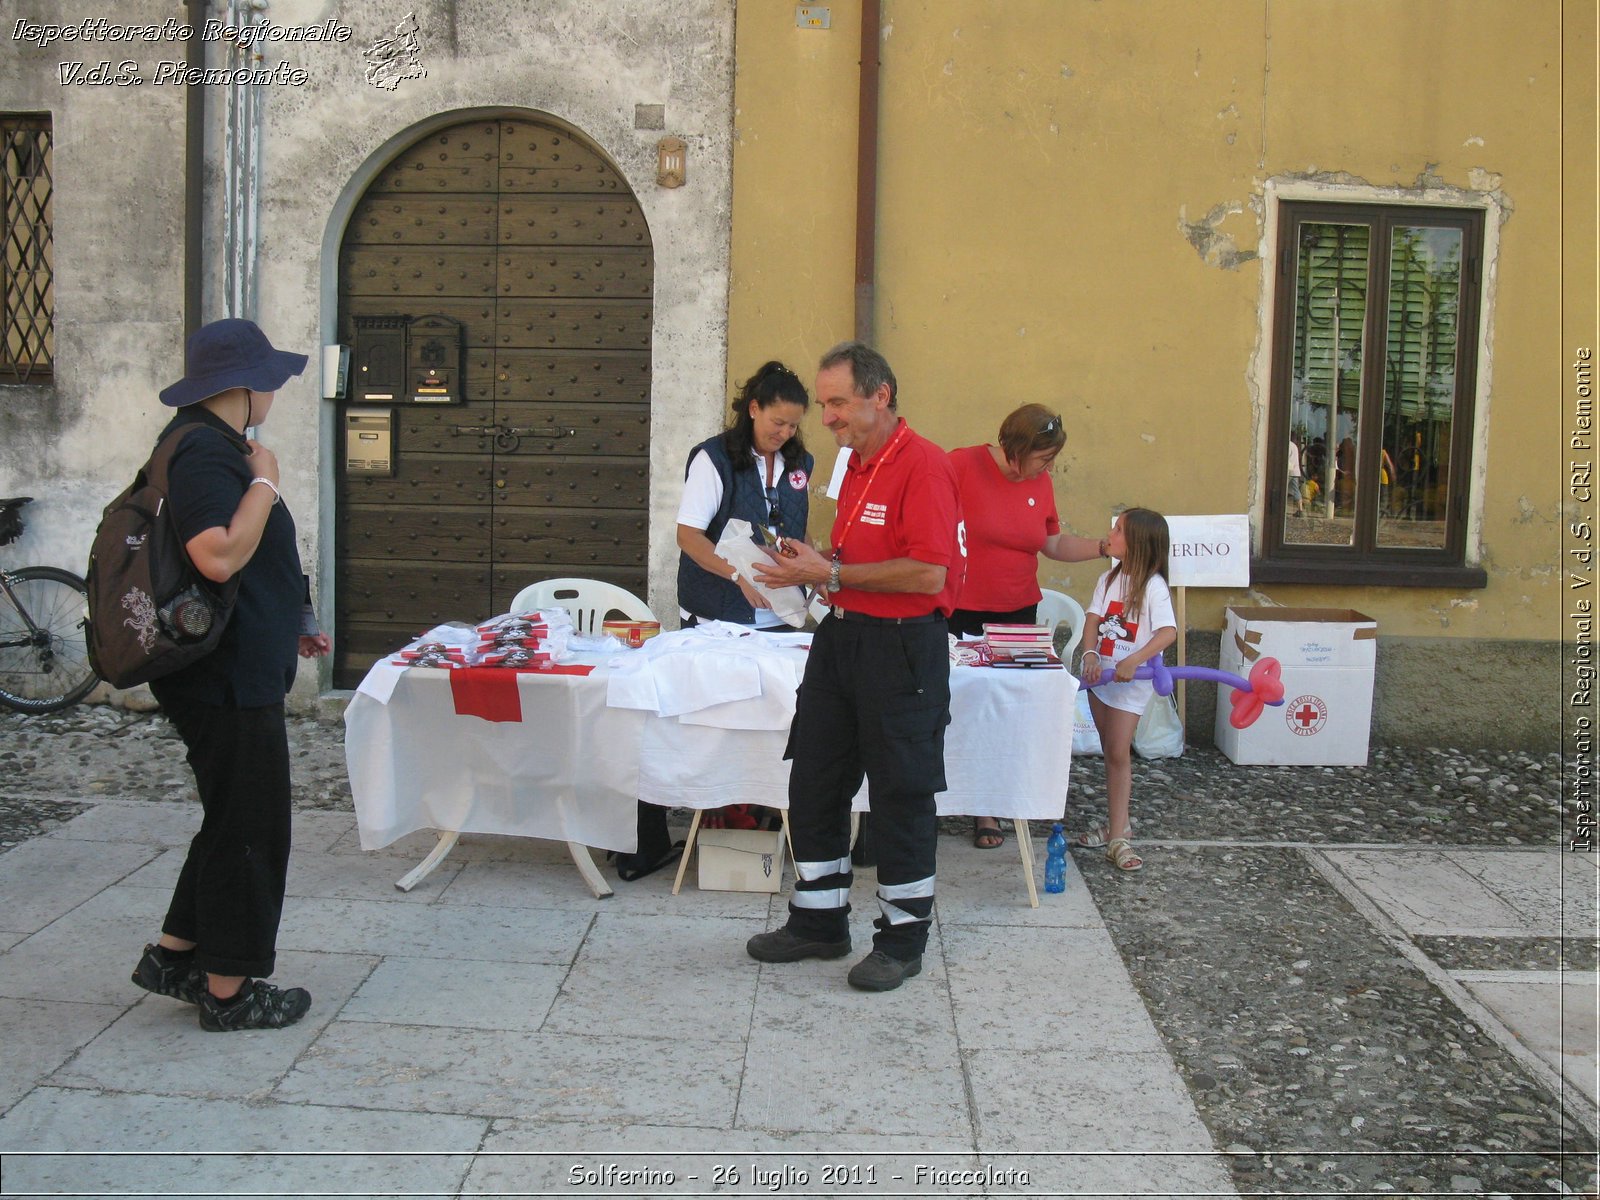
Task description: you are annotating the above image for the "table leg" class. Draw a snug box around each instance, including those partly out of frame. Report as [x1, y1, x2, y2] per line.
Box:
[567, 842, 615, 899]
[670, 809, 704, 896]
[1015, 820, 1039, 909]
[395, 830, 461, 892]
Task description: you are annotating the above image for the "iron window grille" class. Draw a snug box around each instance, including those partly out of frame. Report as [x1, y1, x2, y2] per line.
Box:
[2, 114, 53, 384]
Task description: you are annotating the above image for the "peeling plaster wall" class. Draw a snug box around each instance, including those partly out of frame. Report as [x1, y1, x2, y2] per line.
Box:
[1, 0, 736, 706]
[0, 0, 187, 578]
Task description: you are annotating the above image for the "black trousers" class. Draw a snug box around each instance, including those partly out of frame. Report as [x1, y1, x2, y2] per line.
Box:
[151, 686, 292, 978]
[947, 603, 1037, 640]
[783, 614, 950, 958]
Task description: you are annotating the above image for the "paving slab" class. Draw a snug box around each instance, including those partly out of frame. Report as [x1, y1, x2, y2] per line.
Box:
[543, 911, 766, 1042]
[275, 1022, 745, 1125]
[930, 833, 1100, 928]
[0, 997, 124, 1114]
[738, 972, 968, 1137]
[1448, 849, 1599, 933]
[0, 837, 161, 935]
[432, 855, 629, 912]
[941, 923, 1163, 1054]
[1456, 972, 1600, 1103]
[47, 949, 377, 1099]
[273, 893, 592, 965]
[42, 799, 197, 847]
[0, 884, 169, 1002]
[965, 1046, 1235, 1195]
[0, 1087, 485, 1193]
[341, 954, 569, 1032]
[1321, 848, 1532, 935]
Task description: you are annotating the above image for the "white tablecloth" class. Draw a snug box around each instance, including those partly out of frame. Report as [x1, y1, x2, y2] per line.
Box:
[346, 632, 1076, 855]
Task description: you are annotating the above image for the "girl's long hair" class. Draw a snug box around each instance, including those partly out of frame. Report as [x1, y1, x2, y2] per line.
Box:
[724, 361, 809, 462]
[1105, 507, 1170, 625]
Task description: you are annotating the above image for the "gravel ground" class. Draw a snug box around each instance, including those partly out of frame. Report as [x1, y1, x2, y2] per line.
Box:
[2, 704, 1593, 1195]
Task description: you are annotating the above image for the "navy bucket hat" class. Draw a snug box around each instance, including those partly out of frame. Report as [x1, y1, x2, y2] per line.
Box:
[159, 318, 308, 408]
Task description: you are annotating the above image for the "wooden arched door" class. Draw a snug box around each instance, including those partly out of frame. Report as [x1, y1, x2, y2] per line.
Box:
[333, 116, 652, 687]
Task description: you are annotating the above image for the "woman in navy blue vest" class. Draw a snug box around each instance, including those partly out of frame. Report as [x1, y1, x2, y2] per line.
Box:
[675, 362, 813, 628]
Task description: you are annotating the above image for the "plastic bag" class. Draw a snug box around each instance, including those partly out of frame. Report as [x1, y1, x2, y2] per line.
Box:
[1133, 693, 1185, 759]
[1071, 690, 1103, 755]
[1071, 689, 1185, 758]
[714, 519, 807, 628]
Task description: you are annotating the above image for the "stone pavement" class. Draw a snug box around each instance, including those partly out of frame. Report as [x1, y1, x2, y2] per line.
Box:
[0, 704, 1595, 1198]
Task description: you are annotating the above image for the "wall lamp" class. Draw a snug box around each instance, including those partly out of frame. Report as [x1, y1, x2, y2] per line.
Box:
[656, 136, 686, 188]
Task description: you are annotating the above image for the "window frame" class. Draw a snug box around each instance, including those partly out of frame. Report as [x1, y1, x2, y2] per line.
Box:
[1, 112, 54, 385]
[1255, 198, 1488, 588]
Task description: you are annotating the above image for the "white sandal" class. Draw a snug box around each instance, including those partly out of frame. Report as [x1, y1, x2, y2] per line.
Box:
[1106, 838, 1143, 872]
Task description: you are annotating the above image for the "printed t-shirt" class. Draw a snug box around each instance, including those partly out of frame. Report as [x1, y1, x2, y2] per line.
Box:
[829, 419, 964, 618]
[1085, 568, 1177, 716]
[947, 444, 1059, 611]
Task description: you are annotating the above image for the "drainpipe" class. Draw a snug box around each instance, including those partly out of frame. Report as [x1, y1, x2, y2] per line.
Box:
[223, 0, 267, 319]
[183, 0, 205, 338]
[853, 0, 881, 344]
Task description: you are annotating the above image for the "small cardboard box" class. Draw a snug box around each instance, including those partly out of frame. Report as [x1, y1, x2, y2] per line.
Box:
[697, 828, 786, 893]
[1214, 607, 1377, 766]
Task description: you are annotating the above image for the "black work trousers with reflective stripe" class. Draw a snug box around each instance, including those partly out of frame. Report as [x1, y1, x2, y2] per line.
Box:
[782, 613, 950, 959]
[150, 686, 292, 978]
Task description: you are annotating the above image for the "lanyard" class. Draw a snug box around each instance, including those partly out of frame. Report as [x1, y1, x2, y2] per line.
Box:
[832, 419, 909, 562]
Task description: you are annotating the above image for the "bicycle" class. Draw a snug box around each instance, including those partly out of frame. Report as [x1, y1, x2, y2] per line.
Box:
[0, 496, 99, 712]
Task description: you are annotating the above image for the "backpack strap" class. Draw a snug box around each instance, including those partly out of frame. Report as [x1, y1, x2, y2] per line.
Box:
[143, 422, 248, 493]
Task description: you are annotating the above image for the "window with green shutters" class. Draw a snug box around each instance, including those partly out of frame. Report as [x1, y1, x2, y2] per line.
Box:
[1259, 201, 1486, 587]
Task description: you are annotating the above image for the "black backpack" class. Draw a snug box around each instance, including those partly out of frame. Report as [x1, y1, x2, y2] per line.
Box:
[85, 425, 242, 688]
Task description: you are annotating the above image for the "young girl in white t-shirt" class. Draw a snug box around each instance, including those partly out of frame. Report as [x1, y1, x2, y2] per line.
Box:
[1076, 508, 1177, 872]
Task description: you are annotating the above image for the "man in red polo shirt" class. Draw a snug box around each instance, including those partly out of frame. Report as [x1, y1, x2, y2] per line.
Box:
[748, 341, 964, 992]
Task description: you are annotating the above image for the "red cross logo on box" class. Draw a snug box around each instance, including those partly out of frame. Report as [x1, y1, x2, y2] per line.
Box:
[1286, 694, 1327, 737]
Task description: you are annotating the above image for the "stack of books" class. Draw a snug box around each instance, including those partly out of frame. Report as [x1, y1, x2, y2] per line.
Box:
[982, 623, 1061, 668]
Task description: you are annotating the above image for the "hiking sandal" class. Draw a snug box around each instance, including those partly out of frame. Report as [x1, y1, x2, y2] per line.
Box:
[1106, 838, 1143, 873]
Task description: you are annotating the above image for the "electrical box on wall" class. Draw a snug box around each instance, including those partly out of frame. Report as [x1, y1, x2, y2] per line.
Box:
[322, 344, 350, 399]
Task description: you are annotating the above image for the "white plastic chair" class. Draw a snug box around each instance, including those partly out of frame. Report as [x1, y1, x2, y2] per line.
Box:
[509, 578, 655, 634]
[1037, 588, 1086, 662]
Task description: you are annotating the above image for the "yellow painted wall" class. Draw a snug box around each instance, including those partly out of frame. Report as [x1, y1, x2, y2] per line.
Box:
[729, 0, 1576, 640]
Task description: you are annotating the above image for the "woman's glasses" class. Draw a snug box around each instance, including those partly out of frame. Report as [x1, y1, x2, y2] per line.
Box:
[765, 485, 780, 524]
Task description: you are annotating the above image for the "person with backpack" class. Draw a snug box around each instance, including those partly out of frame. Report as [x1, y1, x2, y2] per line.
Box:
[128, 318, 331, 1032]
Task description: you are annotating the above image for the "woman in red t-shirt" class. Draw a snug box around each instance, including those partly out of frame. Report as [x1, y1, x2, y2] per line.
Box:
[948, 403, 1107, 848]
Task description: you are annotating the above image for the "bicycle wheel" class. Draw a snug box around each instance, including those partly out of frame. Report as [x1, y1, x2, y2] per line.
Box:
[0, 566, 99, 713]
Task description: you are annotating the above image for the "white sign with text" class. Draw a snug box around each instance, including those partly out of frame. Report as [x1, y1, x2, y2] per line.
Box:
[1164, 514, 1250, 588]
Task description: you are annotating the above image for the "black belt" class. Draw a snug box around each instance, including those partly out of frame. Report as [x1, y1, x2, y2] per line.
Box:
[828, 606, 944, 626]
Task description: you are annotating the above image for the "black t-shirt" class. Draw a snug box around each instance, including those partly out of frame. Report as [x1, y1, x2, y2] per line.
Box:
[152, 408, 302, 707]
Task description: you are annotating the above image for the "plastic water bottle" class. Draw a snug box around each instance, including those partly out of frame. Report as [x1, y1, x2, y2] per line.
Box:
[1044, 822, 1068, 893]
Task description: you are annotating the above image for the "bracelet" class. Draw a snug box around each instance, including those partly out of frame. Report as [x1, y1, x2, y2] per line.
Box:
[249, 477, 281, 504]
[827, 559, 842, 593]
[1098, 538, 1109, 558]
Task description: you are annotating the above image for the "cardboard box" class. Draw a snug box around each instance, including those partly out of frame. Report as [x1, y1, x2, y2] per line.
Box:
[697, 828, 786, 892]
[1214, 607, 1377, 766]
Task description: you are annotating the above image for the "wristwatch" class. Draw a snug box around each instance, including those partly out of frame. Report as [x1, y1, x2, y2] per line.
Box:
[1098, 538, 1109, 558]
[827, 559, 842, 593]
